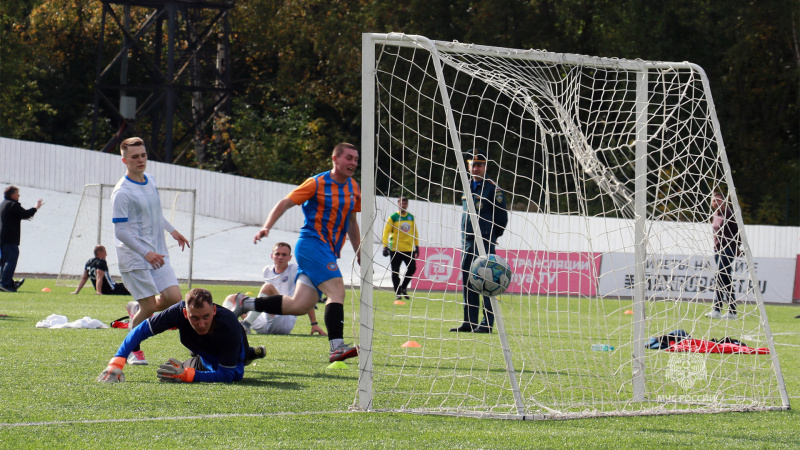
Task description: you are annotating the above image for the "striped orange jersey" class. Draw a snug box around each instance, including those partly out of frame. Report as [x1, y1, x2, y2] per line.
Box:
[287, 171, 361, 257]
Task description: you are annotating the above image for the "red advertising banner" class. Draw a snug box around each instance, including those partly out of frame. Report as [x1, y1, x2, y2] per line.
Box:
[794, 255, 800, 301]
[412, 247, 601, 296]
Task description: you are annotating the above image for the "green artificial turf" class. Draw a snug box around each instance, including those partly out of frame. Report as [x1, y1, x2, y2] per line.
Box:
[0, 278, 798, 449]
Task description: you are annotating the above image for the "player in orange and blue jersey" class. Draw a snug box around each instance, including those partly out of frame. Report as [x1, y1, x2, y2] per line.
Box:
[241, 143, 362, 363]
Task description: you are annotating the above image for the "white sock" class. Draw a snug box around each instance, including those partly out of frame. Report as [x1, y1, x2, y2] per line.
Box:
[243, 310, 260, 325]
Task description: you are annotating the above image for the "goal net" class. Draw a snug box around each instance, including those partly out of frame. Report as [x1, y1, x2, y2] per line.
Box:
[356, 33, 789, 419]
[56, 184, 196, 289]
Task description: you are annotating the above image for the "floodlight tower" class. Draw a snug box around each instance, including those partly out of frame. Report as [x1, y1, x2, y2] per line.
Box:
[91, 0, 234, 163]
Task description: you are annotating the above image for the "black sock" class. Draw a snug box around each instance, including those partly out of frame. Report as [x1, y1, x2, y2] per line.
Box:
[255, 295, 283, 315]
[325, 302, 344, 341]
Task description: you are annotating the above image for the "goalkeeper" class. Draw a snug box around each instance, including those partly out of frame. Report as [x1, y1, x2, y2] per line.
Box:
[97, 288, 265, 383]
[381, 196, 420, 299]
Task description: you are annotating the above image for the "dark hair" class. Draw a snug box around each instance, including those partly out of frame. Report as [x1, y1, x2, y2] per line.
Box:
[273, 242, 292, 253]
[4, 185, 18, 200]
[398, 196, 408, 203]
[94, 245, 106, 257]
[332, 142, 357, 157]
[185, 288, 214, 309]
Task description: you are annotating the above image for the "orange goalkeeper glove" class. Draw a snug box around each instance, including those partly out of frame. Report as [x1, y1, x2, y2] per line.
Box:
[156, 358, 196, 383]
[97, 356, 127, 383]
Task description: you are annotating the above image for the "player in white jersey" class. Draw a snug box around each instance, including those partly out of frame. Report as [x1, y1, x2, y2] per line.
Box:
[111, 137, 190, 365]
[234, 242, 326, 335]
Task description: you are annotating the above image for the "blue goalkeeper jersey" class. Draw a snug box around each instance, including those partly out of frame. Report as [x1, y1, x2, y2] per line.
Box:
[115, 301, 246, 382]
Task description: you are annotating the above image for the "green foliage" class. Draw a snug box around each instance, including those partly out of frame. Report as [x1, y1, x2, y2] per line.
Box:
[0, 0, 797, 223]
[230, 97, 338, 183]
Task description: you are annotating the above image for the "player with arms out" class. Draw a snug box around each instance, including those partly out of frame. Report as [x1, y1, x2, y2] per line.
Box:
[111, 137, 190, 365]
[97, 288, 265, 383]
[230, 143, 361, 363]
[235, 242, 326, 335]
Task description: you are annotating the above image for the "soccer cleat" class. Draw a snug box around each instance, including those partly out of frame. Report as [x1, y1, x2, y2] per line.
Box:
[127, 350, 148, 365]
[705, 310, 722, 319]
[126, 301, 140, 319]
[473, 325, 492, 334]
[329, 344, 359, 362]
[226, 293, 248, 318]
[400, 287, 410, 299]
[721, 312, 738, 320]
[13, 278, 25, 290]
[245, 346, 266, 366]
[449, 324, 475, 332]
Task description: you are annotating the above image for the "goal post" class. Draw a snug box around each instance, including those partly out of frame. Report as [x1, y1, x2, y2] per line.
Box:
[56, 183, 196, 290]
[357, 32, 789, 419]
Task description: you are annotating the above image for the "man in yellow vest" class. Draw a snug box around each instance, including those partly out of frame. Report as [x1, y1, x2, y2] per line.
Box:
[381, 196, 420, 299]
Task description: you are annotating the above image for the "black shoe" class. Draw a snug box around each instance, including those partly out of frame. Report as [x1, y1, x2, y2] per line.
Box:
[245, 345, 266, 366]
[473, 325, 492, 334]
[449, 324, 475, 332]
[0, 285, 10, 293]
[13, 278, 24, 290]
[400, 287, 410, 299]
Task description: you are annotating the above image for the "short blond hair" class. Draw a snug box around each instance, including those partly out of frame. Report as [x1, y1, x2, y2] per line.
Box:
[120, 137, 145, 156]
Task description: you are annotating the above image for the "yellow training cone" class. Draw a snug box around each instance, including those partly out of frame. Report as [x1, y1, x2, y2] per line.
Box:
[326, 361, 349, 370]
[401, 341, 421, 348]
[245, 291, 254, 296]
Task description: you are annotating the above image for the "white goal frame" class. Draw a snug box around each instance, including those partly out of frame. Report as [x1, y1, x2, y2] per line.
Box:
[357, 32, 789, 420]
[56, 183, 196, 289]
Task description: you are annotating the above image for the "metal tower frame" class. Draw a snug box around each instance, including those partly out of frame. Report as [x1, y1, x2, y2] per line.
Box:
[91, 0, 234, 163]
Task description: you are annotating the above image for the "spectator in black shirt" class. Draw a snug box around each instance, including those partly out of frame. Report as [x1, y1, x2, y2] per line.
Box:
[0, 186, 43, 292]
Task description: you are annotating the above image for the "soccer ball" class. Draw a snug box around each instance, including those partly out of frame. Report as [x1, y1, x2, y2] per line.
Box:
[468, 254, 513, 297]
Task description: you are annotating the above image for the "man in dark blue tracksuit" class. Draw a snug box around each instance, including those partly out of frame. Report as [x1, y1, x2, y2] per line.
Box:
[451, 148, 508, 333]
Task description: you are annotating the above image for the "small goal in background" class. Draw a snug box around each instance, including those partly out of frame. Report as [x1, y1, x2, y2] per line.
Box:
[56, 183, 196, 290]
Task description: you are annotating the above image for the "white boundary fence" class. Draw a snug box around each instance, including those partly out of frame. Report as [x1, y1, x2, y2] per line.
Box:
[1, 137, 798, 258]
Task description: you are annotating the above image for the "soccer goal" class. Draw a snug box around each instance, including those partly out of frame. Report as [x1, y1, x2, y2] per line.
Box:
[56, 183, 196, 289]
[356, 33, 789, 419]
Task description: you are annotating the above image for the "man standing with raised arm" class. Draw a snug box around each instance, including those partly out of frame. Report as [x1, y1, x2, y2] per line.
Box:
[111, 137, 190, 365]
[0, 186, 43, 292]
[233, 142, 361, 363]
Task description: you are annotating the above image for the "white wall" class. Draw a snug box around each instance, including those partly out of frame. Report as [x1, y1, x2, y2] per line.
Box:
[2, 137, 798, 258]
[0, 137, 304, 230]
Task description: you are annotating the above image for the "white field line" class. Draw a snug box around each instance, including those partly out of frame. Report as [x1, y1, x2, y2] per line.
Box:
[0, 410, 355, 428]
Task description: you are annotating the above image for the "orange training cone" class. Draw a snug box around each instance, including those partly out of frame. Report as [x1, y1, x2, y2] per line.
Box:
[41, 287, 52, 292]
[624, 310, 633, 314]
[393, 300, 406, 305]
[401, 341, 421, 348]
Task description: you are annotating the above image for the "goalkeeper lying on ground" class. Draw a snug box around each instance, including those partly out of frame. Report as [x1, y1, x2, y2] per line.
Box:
[97, 288, 265, 383]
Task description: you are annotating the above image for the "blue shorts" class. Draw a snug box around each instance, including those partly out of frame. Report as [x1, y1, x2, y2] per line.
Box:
[295, 237, 342, 290]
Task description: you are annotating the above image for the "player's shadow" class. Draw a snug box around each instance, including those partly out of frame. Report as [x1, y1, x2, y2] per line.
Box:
[242, 369, 357, 387]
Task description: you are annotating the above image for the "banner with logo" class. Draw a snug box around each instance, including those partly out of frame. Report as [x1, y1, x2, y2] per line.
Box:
[597, 252, 796, 304]
[412, 248, 601, 296]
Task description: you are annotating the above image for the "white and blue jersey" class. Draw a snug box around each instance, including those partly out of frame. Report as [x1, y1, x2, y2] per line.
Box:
[111, 173, 173, 272]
